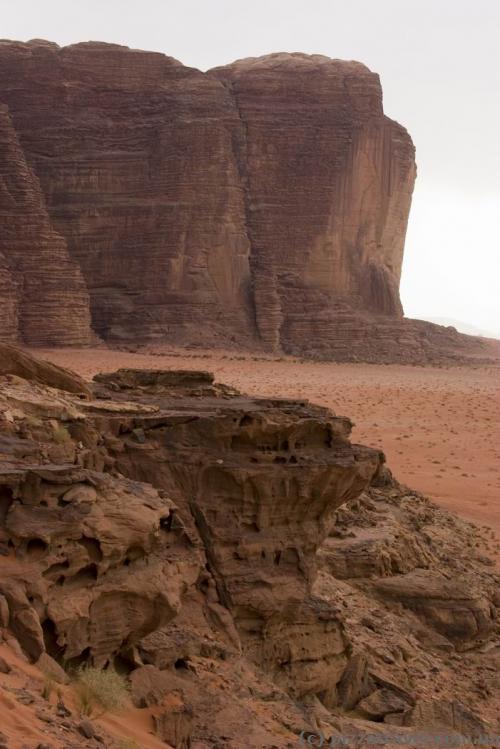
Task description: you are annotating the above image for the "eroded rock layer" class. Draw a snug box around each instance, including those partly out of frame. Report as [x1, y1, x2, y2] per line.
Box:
[0, 102, 93, 345]
[0, 40, 496, 363]
[210, 55, 414, 340]
[0, 39, 440, 356]
[0, 349, 498, 747]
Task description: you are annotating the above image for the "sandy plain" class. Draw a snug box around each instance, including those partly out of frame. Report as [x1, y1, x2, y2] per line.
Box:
[33, 346, 500, 557]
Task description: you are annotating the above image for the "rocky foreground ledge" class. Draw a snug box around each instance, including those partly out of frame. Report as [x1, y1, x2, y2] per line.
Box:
[0, 344, 498, 748]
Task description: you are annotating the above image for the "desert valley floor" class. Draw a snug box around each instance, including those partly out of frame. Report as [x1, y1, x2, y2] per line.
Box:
[34, 346, 500, 560]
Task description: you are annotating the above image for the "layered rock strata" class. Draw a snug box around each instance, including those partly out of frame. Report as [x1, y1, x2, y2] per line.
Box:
[0, 102, 93, 345]
[1, 40, 493, 362]
[0, 349, 498, 747]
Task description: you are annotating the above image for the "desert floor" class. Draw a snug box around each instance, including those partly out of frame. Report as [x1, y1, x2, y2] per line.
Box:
[33, 347, 500, 559]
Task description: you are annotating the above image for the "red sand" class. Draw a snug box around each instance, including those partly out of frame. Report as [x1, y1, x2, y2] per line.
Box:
[0, 641, 170, 749]
[33, 347, 500, 558]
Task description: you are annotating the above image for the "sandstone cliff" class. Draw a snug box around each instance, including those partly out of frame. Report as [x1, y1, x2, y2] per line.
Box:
[210, 54, 414, 343]
[0, 39, 496, 364]
[0, 102, 93, 345]
[0, 348, 498, 747]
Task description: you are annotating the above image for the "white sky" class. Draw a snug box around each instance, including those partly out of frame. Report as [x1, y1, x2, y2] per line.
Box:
[2, 0, 499, 337]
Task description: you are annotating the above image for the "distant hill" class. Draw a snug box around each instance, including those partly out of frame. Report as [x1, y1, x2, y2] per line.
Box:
[421, 317, 499, 340]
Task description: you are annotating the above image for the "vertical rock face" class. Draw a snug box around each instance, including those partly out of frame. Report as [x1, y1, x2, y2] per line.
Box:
[0, 253, 18, 342]
[0, 102, 93, 344]
[0, 40, 430, 357]
[0, 40, 254, 345]
[210, 54, 415, 347]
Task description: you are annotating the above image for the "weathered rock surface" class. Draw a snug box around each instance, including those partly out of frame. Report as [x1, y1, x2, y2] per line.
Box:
[0, 39, 496, 363]
[0, 343, 90, 396]
[152, 692, 194, 748]
[0, 101, 93, 345]
[210, 55, 413, 336]
[0, 465, 201, 665]
[0, 349, 498, 747]
[372, 569, 496, 643]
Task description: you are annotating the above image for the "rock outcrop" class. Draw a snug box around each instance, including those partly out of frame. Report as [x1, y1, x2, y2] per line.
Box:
[0, 343, 90, 396]
[0, 101, 93, 346]
[210, 55, 414, 336]
[0, 349, 498, 747]
[0, 39, 495, 362]
[1, 465, 201, 665]
[0, 40, 258, 348]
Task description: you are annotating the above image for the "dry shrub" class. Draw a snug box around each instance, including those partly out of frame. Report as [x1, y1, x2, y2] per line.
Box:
[52, 423, 70, 443]
[41, 671, 55, 701]
[75, 666, 129, 717]
[117, 739, 141, 749]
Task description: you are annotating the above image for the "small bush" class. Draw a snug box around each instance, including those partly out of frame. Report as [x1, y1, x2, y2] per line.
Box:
[75, 666, 129, 717]
[117, 739, 141, 749]
[41, 672, 55, 701]
[52, 423, 70, 443]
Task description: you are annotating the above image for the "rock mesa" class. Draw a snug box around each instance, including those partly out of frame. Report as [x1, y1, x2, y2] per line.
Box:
[1, 40, 493, 362]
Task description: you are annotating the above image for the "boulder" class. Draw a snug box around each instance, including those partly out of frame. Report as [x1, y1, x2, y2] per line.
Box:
[153, 693, 193, 749]
[0, 345, 90, 397]
[372, 569, 496, 642]
[357, 687, 411, 720]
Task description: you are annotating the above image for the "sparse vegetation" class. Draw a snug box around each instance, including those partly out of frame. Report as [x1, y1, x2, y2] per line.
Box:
[52, 423, 70, 443]
[117, 739, 141, 749]
[41, 671, 55, 701]
[75, 666, 130, 717]
[39, 662, 64, 702]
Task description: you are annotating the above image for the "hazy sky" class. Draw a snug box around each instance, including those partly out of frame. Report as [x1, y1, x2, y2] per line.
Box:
[3, 0, 499, 336]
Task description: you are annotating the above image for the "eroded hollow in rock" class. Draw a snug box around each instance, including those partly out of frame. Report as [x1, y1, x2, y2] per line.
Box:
[77, 536, 103, 562]
[42, 559, 70, 579]
[0, 487, 14, 526]
[124, 545, 146, 566]
[114, 652, 136, 675]
[65, 646, 91, 671]
[42, 618, 65, 662]
[25, 538, 48, 559]
[65, 563, 98, 587]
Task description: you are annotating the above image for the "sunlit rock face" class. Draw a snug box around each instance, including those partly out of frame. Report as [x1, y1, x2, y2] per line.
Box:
[0, 40, 416, 354]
